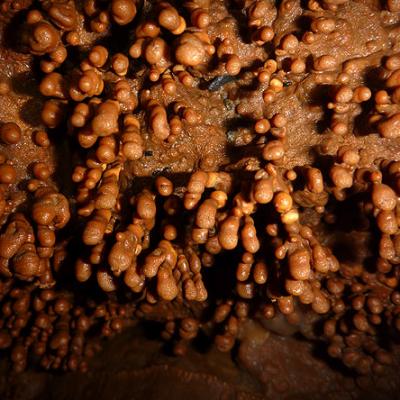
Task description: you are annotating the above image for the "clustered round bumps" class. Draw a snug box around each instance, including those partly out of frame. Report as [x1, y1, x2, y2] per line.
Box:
[0, 0, 399, 378]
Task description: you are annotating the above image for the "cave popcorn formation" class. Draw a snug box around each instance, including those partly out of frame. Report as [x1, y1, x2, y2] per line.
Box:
[0, 0, 399, 383]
